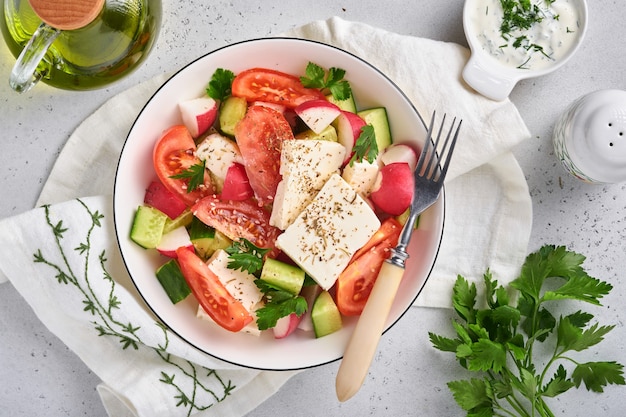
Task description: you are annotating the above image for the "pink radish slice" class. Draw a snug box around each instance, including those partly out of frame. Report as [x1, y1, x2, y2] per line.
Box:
[179, 97, 218, 138]
[370, 162, 415, 216]
[157, 226, 193, 258]
[294, 99, 341, 134]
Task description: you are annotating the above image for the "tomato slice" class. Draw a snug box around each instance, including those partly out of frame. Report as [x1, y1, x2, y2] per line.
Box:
[153, 125, 214, 207]
[176, 247, 252, 332]
[192, 195, 281, 255]
[234, 105, 294, 205]
[231, 68, 326, 109]
[336, 218, 402, 316]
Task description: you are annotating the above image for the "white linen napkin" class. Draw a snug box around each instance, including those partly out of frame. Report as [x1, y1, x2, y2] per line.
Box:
[0, 17, 532, 417]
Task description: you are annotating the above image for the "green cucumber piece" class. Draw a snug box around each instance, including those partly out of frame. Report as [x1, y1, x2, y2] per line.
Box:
[130, 205, 168, 249]
[219, 96, 247, 136]
[326, 93, 357, 113]
[260, 258, 305, 296]
[189, 217, 231, 259]
[156, 259, 191, 304]
[396, 207, 420, 230]
[311, 291, 343, 338]
[358, 107, 392, 151]
[295, 124, 338, 142]
[189, 216, 215, 240]
[163, 209, 193, 235]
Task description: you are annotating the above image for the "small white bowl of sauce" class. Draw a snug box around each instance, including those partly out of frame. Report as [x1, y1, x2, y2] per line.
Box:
[462, 0, 588, 101]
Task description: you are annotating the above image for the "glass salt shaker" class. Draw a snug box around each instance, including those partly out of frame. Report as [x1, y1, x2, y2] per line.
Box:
[553, 89, 626, 184]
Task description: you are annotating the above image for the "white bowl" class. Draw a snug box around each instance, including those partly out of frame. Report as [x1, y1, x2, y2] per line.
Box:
[462, 0, 588, 101]
[113, 37, 444, 370]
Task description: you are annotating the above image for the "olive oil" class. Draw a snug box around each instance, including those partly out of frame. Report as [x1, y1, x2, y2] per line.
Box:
[0, 0, 161, 90]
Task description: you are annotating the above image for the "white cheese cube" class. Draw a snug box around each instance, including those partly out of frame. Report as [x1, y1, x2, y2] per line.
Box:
[270, 139, 345, 230]
[206, 249, 263, 312]
[195, 132, 243, 191]
[195, 249, 264, 336]
[341, 158, 381, 197]
[276, 173, 381, 290]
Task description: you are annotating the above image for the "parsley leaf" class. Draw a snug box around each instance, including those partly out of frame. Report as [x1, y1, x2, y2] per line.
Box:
[224, 239, 269, 276]
[170, 161, 205, 193]
[254, 279, 307, 330]
[206, 68, 235, 102]
[430, 245, 625, 416]
[348, 125, 378, 166]
[300, 62, 352, 101]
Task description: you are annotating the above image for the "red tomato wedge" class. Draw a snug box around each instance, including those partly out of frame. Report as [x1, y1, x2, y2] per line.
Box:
[153, 125, 213, 206]
[336, 218, 402, 316]
[176, 247, 252, 332]
[234, 105, 294, 205]
[192, 195, 281, 255]
[231, 68, 326, 109]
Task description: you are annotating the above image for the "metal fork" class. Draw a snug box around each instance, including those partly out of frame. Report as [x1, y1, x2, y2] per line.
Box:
[335, 111, 462, 402]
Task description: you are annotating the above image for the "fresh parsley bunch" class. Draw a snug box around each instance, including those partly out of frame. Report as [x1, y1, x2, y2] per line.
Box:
[430, 245, 625, 417]
[300, 62, 352, 102]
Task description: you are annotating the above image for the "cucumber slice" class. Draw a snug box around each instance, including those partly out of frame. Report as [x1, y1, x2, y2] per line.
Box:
[294, 124, 338, 142]
[311, 291, 343, 338]
[396, 207, 420, 229]
[358, 107, 392, 151]
[219, 96, 247, 136]
[130, 205, 168, 249]
[189, 216, 215, 240]
[156, 259, 191, 304]
[326, 93, 357, 113]
[189, 217, 232, 259]
[260, 258, 305, 296]
[163, 209, 193, 234]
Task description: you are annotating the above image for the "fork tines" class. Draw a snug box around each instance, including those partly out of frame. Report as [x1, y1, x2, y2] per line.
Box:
[419, 111, 462, 182]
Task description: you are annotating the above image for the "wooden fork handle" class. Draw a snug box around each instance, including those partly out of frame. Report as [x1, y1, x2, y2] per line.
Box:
[335, 261, 405, 402]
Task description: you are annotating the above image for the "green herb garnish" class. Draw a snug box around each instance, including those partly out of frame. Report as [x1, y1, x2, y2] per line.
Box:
[498, 0, 559, 64]
[225, 239, 269, 275]
[349, 125, 378, 166]
[170, 161, 206, 193]
[206, 68, 235, 102]
[300, 62, 352, 101]
[254, 279, 307, 330]
[430, 245, 625, 417]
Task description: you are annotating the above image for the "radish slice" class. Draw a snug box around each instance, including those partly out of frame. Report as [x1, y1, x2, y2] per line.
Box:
[179, 96, 218, 138]
[221, 163, 254, 201]
[295, 99, 341, 134]
[156, 226, 193, 258]
[336, 111, 367, 165]
[273, 313, 302, 339]
[381, 143, 418, 171]
[370, 163, 415, 216]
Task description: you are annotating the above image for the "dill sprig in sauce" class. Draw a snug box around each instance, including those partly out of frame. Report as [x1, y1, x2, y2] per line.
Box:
[471, 0, 582, 70]
[499, 0, 558, 68]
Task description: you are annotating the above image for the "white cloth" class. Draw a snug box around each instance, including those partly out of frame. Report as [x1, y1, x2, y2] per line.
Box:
[0, 17, 532, 417]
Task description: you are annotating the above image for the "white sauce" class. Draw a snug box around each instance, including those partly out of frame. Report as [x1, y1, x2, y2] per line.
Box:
[469, 0, 581, 70]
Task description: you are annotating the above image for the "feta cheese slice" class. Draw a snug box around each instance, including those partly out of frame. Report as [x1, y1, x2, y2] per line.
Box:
[270, 139, 345, 230]
[276, 173, 381, 290]
[195, 249, 264, 335]
[195, 132, 243, 192]
[341, 158, 381, 197]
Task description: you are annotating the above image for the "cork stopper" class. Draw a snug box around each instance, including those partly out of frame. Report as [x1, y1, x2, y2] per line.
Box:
[28, 0, 105, 30]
